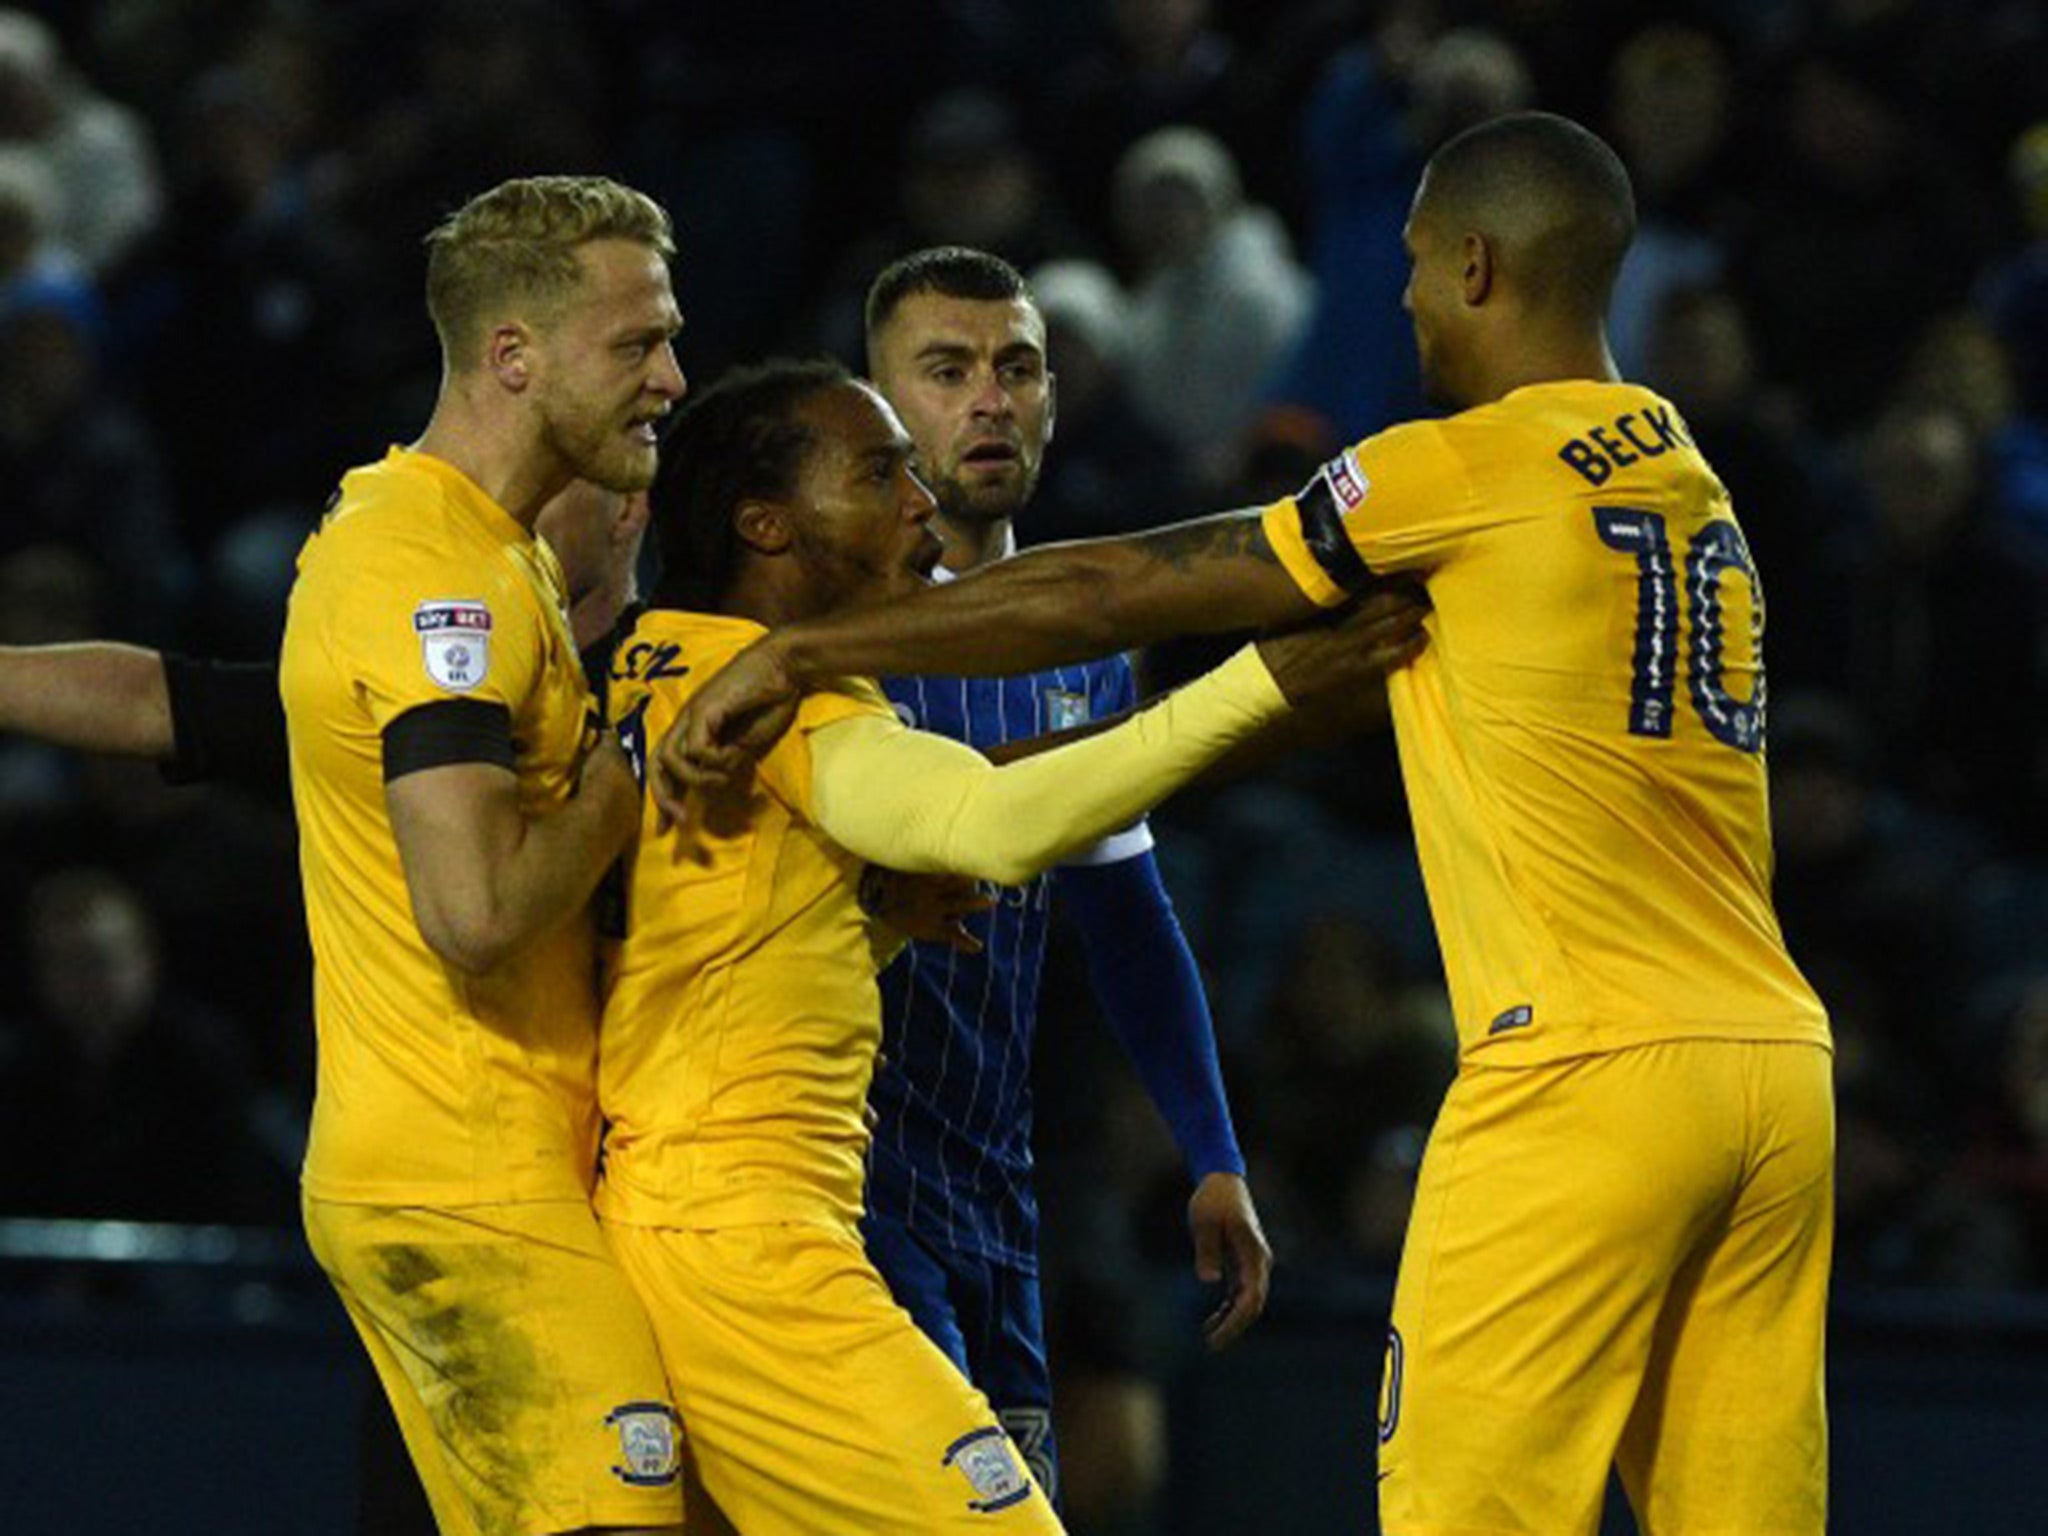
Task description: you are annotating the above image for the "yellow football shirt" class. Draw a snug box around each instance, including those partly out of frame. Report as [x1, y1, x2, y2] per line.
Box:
[1262, 381, 1828, 1063]
[281, 447, 605, 1203]
[596, 609, 895, 1231]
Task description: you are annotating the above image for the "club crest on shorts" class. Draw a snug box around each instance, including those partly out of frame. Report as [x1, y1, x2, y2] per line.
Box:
[942, 1426, 1032, 1513]
[604, 1401, 682, 1487]
[1042, 688, 1089, 733]
[415, 600, 492, 692]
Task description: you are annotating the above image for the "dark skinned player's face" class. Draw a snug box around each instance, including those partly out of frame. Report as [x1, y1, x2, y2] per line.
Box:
[1401, 181, 1471, 411]
[785, 380, 946, 617]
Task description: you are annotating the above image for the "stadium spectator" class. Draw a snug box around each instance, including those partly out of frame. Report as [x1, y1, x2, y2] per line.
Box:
[814, 89, 1096, 364]
[1023, 258, 1192, 544]
[1729, 45, 1996, 433]
[1044, 0, 1242, 244]
[0, 289, 186, 639]
[1266, 24, 1530, 440]
[1642, 282, 1841, 691]
[1113, 125, 1312, 489]
[0, 8, 162, 278]
[1833, 397, 2048, 846]
[1957, 977, 2048, 1288]
[1980, 121, 2048, 424]
[1602, 23, 1738, 376]
[0, 867, 292, 1225]
[137, 56, 371, 581]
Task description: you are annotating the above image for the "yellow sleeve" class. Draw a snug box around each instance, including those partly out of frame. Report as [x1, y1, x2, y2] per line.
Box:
[755, 676, 896, 812]
[805, 644, 1287, 884]
[1259, 417, 1491, 602]
[330, 531, 546, 733]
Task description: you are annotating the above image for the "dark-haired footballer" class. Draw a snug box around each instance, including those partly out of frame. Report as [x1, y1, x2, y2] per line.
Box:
[664, 114, 1833, 1536]
[592, 357, 1418, 1534]
[857, 246, 1272, 1504]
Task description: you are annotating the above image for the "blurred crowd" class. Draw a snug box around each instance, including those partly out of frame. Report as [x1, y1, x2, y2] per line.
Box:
[1, 0, 2045, 1516]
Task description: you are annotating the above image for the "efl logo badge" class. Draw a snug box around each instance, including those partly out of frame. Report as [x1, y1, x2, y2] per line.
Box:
[415, 600, 492, 693]
[942, 1426, 1032, 1513]
[604, 1401, 682, 1487]
[1042, 688, 1089, 733]
[1324, 448, 1370, 509]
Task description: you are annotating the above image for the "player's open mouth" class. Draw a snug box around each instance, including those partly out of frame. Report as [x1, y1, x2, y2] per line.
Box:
[908, 535, 945, 580]
[630, 415, 665, 445]
[961, 440, 1018, 469]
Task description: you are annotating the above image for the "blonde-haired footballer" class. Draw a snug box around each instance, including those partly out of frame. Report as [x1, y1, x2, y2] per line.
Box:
[281, 175, 690, 1536]
[663, 113, 1833, 1536]
[593, 357, 1422, 1534]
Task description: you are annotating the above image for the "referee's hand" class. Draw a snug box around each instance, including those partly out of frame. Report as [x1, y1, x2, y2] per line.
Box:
[1189, 1171, 1272, 1350]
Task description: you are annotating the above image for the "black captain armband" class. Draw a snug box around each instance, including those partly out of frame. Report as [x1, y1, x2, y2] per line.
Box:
[162, 654, 291, 802]
[382, 699, 516, 782]
[1295, 467, 1377, 596]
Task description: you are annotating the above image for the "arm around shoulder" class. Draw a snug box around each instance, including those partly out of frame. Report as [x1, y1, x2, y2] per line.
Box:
[0, 642, 175, 758]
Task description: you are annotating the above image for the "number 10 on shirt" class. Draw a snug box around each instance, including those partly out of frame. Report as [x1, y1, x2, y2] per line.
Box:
[1594, 506, 1765, 754]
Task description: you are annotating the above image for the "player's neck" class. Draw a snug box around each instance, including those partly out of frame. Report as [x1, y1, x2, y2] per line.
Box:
[1470, 325, 1620, 405]
[415, 388, 570, 530]
[935, 512, 1015, 575]
[720, 565, 814, 631]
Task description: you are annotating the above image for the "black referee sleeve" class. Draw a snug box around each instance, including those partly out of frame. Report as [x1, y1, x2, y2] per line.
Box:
[161, 654, 291, 803]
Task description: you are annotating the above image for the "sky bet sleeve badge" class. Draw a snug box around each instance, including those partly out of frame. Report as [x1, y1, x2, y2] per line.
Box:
[415, 600, 493, 693]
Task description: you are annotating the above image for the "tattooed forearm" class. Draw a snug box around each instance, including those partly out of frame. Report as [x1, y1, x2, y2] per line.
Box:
[1136, 512, 1281, 576]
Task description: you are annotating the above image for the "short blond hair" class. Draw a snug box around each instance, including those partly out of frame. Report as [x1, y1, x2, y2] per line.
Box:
[424, 174, 674, 366]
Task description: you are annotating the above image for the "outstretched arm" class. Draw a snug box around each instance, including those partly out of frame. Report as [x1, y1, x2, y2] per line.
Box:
[0, 644, 294, 800]
[0, 643, 175, 758]
[778, 509, 1318, 679]
[658, 510, 1421, 820]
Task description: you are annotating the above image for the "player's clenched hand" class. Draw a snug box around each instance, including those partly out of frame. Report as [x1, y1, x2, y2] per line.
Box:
[1189, 1171, 1272, 1351]
[652, 637, 802, 828]
[1253, 582, 1430, 711]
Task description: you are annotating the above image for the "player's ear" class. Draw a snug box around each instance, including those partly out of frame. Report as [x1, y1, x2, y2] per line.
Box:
[734, 499, 793, 556]
[489, 323, 534, 392]
[1043, 369, 1058, 448]
[1461, 233, 1494, 306]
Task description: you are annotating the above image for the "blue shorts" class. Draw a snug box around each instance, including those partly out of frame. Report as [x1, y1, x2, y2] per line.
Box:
[862, 1207, 1059, 1504]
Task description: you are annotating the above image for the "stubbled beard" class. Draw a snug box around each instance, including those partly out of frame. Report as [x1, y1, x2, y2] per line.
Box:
[932, 463, 1035, 526]
[543, 396, 654, 494]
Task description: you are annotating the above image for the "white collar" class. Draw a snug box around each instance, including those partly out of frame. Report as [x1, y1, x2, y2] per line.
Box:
[933, 523, 1017, 583]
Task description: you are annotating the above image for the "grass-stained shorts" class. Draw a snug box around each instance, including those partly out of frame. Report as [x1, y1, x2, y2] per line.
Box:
[304, 1196, 683, 1536]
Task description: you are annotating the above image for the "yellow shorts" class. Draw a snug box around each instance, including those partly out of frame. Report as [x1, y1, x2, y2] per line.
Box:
[605, 1216, 1064, 1535]
[303, 1196, 684, 1536]
[1377, 1039, 1832, 1536]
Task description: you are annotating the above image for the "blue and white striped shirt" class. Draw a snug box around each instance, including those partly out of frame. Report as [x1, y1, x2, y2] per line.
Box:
[866, 659, 1152, 1268]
